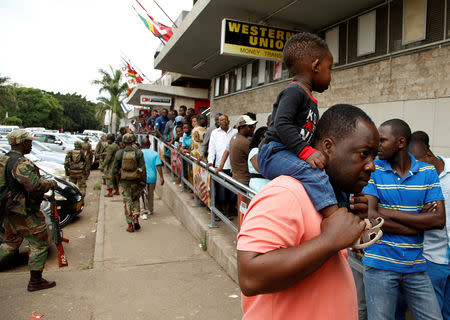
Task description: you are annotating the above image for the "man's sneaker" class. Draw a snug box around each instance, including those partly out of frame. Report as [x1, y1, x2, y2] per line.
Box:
[133, 216, 141, 231]
[141, 213, 148, 220]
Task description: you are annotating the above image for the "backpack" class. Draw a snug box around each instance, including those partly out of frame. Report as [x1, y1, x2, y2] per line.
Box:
[120, 150, 140, 181]
[0, 152, 22, 225]
[69, 150, 85, 171]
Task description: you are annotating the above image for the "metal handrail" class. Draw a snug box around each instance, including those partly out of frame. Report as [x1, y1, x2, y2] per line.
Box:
[136, 133, 256, 234]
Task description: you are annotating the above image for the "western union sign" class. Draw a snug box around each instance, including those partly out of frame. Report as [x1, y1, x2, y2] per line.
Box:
[220, 18, 298, 60]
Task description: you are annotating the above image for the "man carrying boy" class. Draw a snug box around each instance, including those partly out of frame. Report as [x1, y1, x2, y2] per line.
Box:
[238, 104, 378, 319]
[363, 119, 444, 320]
[257, 32, 380, 248]
[140, 138, 164, 220]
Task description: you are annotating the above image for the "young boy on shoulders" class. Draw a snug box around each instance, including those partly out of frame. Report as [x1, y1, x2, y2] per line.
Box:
[258, 32, 382, 248]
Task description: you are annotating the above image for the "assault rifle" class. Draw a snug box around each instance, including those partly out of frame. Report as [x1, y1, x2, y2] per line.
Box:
[49, 189, 69, 267]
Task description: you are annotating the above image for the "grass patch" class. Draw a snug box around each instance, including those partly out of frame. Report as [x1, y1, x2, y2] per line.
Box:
[199, 230, 207, 251]
[94, 183, 102, 190]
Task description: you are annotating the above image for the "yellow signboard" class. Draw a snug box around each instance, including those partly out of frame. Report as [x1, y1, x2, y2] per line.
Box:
[220, 18, 298, 60]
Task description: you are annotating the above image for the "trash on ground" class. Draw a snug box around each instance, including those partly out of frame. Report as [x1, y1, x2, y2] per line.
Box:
[228, 294, 239, 298]
[78, 235, 86, 239]
[29, 315, 44, 319]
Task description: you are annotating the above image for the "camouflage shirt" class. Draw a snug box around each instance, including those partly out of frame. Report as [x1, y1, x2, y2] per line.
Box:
[102, 142, 120, 169]
[8, 150, 54, 214]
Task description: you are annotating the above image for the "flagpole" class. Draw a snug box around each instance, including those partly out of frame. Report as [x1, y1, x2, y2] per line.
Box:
[135, 0, 178, 28]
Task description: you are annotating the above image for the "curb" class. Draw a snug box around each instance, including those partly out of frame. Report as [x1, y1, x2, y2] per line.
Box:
[155, 172, 238, 283]
[93, 183, 105, 270]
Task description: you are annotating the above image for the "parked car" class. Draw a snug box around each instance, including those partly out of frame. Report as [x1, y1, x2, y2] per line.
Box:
[0, 141, 65, 165]
[30, 132, 71, 152]
[0, 147, 83, 228]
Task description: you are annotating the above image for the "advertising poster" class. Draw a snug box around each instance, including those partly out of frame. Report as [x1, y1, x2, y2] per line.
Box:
[193, 164, 211, 207]
[237, 193, 252, 230]
[170, 149, 181, 177]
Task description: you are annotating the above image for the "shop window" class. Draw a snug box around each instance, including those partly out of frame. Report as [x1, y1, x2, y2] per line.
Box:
[214, 77, 220, 97]
[403, 0, 427, 44]
[273, 61, 282, 80]
[236, 67, 242, 91]
[358, 10, 376, 56]
[325, 26, 340, 63]
[223, 73, 229, 94]
[245, 63, 252, 88]
[258, 60, 266, 84]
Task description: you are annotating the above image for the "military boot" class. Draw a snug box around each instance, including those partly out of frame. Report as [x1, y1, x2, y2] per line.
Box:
[113, 186, 120, 195]
[126, 223, 134, 232]
[104, 188, 113, 197]
[133, 215, 141, 231]
[27, 270, 56, 292]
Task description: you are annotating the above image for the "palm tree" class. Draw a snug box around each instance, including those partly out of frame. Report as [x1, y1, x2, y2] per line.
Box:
[92, 68, 128, 133]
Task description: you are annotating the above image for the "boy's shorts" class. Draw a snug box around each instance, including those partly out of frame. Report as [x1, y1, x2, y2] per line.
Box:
[257, 141, 337, 211]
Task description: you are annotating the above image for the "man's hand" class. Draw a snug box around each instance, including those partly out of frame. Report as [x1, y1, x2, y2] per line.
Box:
[160, 178, 165, 186]
[321, 208, 365, 251]
[421, 201, 437, 213]
[214, 166, 223, 175]
[206, 163, 213, 171]
[50, 180, 58, 189]
[349, 193, 368, 218]
[305, 150, 327, 170]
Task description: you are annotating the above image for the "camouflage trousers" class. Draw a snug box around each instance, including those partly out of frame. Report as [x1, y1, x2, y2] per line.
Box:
[69, 174, 87, 197]
[121, 183, 142, 223]
[0, 209, 49, 271]
[99, 159, 106, 181]
[105, 167, 118, 189]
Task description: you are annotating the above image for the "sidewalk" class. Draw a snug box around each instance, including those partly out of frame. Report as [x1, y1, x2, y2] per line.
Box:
[0, 174, 242, 319]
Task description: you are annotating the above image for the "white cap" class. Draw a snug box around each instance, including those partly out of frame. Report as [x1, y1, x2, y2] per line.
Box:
[236, 115, 257, 127]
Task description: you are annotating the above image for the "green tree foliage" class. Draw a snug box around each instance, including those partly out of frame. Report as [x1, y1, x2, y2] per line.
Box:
[10, 88, 63, 129]
[92, 67, 128, 133]
[0, 76, 17, 113]
[48, 92, 101, 132]
[3, 116, 22, 126]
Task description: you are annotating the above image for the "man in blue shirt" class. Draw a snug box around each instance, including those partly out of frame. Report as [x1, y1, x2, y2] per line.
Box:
[363, 119, 445, 320]
[154, 108, 169, 139]
[140, 138, 164, 220]
[409, 137, 450, 319]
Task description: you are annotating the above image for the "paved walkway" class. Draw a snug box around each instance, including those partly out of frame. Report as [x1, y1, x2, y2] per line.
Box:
[0, 175, 242, 319]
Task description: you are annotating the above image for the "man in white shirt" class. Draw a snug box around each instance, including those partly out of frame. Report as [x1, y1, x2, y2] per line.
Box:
[409, 138, 450, 319]
[206, 114, 237, 216]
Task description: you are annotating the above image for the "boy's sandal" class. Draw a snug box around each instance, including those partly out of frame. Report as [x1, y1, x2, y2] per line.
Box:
[352, 218, 384, 250]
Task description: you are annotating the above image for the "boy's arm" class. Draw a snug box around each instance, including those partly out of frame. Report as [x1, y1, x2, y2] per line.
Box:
[366, 195, 421, 234]
[238, 207, 364, 296]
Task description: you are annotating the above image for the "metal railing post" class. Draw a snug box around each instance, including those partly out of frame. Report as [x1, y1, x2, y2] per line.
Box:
[209, 177, 218, 228]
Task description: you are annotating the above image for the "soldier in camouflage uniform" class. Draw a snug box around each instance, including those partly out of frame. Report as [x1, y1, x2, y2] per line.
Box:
[95, 134, 108, 185]
[64, 141, 87, 197]
[0, 130, 57, 291]
[101, 134, 120, 197]
[112, 133, 146, 232]
[81, 136, 93, 178]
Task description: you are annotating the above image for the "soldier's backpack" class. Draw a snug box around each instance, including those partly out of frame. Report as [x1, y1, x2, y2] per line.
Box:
[120, 150, 140, 180]
[69, 149, 85, 171]
[0, 152, 22, 224]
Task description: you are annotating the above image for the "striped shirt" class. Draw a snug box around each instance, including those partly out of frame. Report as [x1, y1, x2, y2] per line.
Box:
[363, 154, 444, 273]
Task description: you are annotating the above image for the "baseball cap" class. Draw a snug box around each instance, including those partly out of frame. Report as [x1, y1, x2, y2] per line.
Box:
[236, 115, 257, 127]
[7, 129, 35, 146]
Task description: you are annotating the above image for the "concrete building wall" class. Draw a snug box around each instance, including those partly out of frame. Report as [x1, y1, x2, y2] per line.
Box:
[211, 46, 450, 156]
[174, 96, 196, 110]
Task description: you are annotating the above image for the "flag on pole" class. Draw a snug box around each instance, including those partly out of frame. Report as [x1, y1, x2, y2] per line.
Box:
[120, 61, 143, 89]
[120, 102, 133, 114]
[132, 4, 173, 42]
